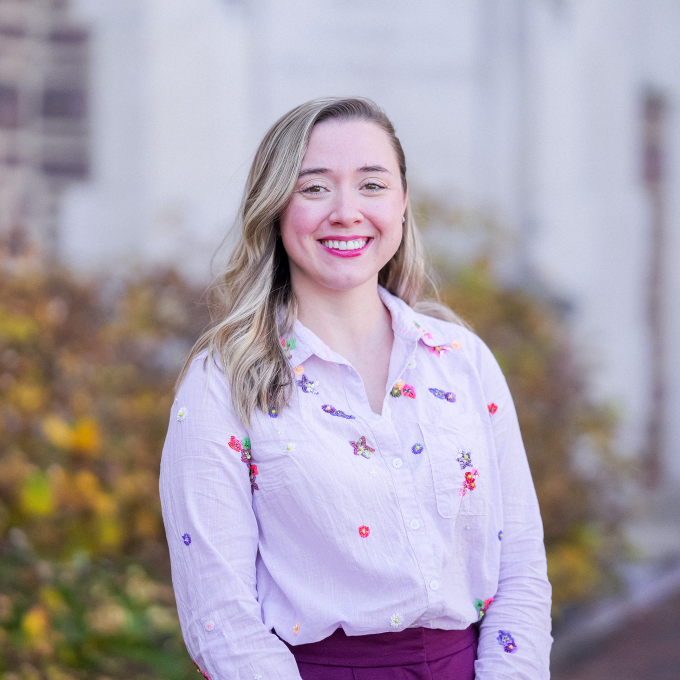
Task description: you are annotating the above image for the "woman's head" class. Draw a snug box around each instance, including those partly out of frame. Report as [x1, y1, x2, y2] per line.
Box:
[180, 97, 461, 424]
[240, 97, 419, 303]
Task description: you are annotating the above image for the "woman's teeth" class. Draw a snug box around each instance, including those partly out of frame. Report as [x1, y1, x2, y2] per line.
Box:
[320, 238, 368, 251]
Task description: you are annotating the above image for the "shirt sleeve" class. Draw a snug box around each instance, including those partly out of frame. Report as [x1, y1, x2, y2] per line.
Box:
[159, 355, 302, 680]
[472, 339, 553, 679]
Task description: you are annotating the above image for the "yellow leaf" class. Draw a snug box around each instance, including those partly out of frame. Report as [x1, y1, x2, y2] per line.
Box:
[43, 416, 75, 450]
[21, 604, 50, 643]
[21, 470, 54, 516]
[72, 416, 101, 456]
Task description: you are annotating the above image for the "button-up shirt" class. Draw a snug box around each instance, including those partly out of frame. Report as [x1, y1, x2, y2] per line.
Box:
[160, 287, 552, 680]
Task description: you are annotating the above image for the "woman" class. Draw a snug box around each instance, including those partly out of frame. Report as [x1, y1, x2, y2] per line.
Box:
[160, 97, 552, 680]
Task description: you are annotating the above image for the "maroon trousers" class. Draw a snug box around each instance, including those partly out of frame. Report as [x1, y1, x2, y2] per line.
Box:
[285, 625, 478, 680]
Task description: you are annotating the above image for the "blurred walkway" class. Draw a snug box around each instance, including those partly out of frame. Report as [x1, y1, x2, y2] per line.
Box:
[552, 589, 680, 680]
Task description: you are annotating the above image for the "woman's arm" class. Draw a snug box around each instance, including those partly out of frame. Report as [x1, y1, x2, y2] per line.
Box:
[473, 340, 553, 679]
[159, 356, 301, 680]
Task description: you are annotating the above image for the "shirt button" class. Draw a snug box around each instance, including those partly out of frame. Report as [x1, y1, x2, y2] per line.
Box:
[429, 579, 440, 591]
[409, 519, 420, 530]
[204, 620, 215, 631]
[392, 458, 403, 469]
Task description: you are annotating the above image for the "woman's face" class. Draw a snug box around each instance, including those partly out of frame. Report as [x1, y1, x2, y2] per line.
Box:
[280, 119, 407, 296]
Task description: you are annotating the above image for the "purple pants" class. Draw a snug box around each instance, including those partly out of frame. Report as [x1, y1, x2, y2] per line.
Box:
[285, 625, 478, 680]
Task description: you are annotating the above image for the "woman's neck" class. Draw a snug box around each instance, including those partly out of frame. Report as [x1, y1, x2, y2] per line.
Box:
[294, 277, 393, 363]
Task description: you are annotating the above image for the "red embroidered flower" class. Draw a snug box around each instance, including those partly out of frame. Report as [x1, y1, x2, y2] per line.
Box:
[488, 403, 498, 415]
[401, 384, 416, 399]
[228, 436, 242, 452]
[358, 525, 370, 538]
[465, 471, 476, 490]
[250, 464, 258, 476]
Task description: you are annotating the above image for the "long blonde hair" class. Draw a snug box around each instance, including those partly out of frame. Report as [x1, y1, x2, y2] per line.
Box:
[179, 97, 463, 425]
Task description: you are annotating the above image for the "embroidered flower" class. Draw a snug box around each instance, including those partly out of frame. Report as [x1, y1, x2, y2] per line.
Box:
[358, 525, 370, 538]
[488, 403, 498, 415]
[228, 436, 242, 452]
[370, 469, 377, 477]
[293, 623, 300, 635]
[475, 597, 494, 621]
[390, 613, 403, 628]
[428, 387, 456, 402]
[407, 357, 417, 369]
[193, 662, 211, 679]
[429, 345, 451, 357]
[451, 340, 462, 350]
[390, 384, 403, 398]
[296, 374, 319, 395]
[294, 365, 304, 376]
[322, 404, 355, 419]
[460, 468, 479, 497]
[236, 436, 258, 493]
[456, 448, 473, 469]
[498, 530, 503, 541]
[182, 533, 191, 546]
[497, 630, 517, 653]
[350, 436, 375, 459]
[280, 337, 296, 359]
[284, 442, 296, 453]
[401, 384, 416, 399]
[412, 443, 424, 455]
[177, 407, 188, 421]
[268, 407, 278, 418]
[413, 321, 433, 340]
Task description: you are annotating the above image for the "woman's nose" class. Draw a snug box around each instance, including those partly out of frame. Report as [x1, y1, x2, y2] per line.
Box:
[329, 188, 363, 226]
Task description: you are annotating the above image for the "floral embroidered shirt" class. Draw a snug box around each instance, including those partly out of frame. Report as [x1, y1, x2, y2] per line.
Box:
[159, 287, 552, 680]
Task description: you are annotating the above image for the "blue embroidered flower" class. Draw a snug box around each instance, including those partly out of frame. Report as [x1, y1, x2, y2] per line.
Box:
[456, 448, 473, 469]
[322, 404, 355, 419]
[497, 630, 517, 653]
[428, 388, 456, 402]
[412, 443, 424, 455]
[296, 374, 319, 395]
[182, 533, 191, 546]
[498, 530, 504, 541]
[269, 407, 278, 418]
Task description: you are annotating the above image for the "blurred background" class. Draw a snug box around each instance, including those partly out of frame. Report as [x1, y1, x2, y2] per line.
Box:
[1, 0, 679, 678]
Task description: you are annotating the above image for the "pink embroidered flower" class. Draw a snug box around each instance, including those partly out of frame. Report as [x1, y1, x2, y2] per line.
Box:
[488, 403, 498, 415]
[401, 384, 416, 399]
[251, 464, 258, 477]
[294, 365, 304, 375]
[228, 436, 242, 452]
[451, 340, 462, 350]
[293, 622, 300, 635]
[358, 525, 370, 538]
[429, 345, 451, 357]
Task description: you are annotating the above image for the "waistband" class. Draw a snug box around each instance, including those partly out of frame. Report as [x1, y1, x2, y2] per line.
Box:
[283, 625, 478, 668]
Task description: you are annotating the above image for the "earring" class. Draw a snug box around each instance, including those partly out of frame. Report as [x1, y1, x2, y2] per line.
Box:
[402, 216, 406, 224]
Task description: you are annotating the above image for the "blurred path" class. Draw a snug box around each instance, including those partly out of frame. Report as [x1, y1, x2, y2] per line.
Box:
[551, 589, 680, 680]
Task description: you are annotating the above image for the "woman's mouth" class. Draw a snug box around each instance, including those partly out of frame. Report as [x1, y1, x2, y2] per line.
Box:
[318, 237, 370, 257]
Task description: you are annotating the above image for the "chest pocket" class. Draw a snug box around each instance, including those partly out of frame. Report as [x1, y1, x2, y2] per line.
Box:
[420, 413, 488, 518]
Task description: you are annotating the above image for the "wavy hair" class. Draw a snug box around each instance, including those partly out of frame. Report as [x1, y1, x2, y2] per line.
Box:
[178, 97, 464, 424]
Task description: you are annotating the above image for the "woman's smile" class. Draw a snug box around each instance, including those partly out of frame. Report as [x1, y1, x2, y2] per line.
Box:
[318, 236, 372, 257]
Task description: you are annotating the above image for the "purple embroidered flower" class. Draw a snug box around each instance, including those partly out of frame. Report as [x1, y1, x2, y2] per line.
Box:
[322, 404, 355, 419]
[456, 448, 473, 469]
[296, 374, 319, 395]
[350, 436, 375, 459]
[182, 533, 191, 546]
[428, 388, 456, 402]
[412, 443, 424, 455]
[498, 530, 503, 541]
[497, 630, 517, 653]
[268, 407, 278, 418]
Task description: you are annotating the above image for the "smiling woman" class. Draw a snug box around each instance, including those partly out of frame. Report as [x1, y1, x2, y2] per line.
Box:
[160, 98, 552, 680]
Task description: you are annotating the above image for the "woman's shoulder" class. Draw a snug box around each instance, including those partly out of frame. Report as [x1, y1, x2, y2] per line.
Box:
[176, 350, 233, 406]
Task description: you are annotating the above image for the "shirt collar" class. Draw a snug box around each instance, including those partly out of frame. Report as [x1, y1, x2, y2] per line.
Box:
[284, 286, 447, 367]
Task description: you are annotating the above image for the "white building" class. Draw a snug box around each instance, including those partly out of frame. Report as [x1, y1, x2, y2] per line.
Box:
[33, 1, 680, 501]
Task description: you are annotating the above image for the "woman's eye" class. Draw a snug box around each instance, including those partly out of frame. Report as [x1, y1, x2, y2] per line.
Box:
[302, 184, 328, 194]
[363, 182, 385, 192]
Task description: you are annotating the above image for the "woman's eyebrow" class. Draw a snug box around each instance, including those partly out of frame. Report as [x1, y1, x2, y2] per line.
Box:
[298, 167, 328, 178]
[358, 165, 390, 173]
[298, 165, 391, 178]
